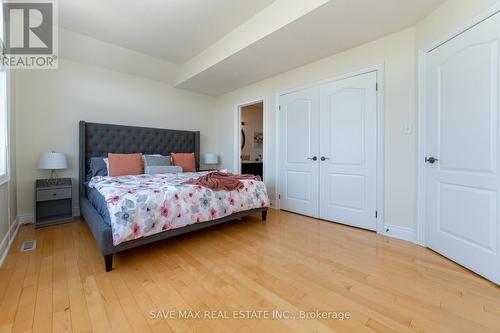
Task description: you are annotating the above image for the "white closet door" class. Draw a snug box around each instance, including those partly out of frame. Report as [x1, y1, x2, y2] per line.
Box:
[425, 13, 500, 284]
[278, 87, 320, 217]
[319, 72, 377, 230]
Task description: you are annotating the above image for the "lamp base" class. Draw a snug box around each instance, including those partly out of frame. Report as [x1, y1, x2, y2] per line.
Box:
[42, 170, 64, 186]
[46, 178, 59, 186]
[40, 178, 65, 187]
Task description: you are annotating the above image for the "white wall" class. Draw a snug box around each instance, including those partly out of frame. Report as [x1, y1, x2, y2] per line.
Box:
[415, 0, 497, 48]
[14, 59, 217, 216]
[216, 27, 417, 229]
[215, 0, 498, 231]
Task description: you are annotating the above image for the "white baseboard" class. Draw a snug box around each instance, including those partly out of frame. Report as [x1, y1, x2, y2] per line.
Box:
[0, 218, 20, 266]
[17, 213, 34, 225]
[383, 224, 416, 243]
[9, 219, 18, 239]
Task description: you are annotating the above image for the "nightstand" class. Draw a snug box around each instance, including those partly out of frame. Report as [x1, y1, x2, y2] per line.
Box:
[35, 178, 73, 228]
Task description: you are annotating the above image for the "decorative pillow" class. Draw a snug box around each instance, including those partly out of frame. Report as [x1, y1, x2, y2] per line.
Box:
[108, 153, 143, 177]
[171, 153, 196, 172]
[145, 165, 182, 174]
[103, 158, 109, 174]
[144, 155, 171, 167]
[89, 157, 108, 179]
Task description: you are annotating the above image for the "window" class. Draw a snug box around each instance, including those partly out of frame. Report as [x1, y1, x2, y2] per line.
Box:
[0, 2, 8, 181]
[0, 70, 6, 179]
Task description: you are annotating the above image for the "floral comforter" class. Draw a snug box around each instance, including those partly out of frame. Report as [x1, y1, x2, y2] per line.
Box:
[88, 172, 270, 245]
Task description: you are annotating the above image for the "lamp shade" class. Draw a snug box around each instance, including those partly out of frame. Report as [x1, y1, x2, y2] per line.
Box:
[204, 153, 218, 165]
[38, 152, 68, 170]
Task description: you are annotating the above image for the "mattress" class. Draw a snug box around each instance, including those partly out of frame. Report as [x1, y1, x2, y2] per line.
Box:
[87, 172, 270, 245]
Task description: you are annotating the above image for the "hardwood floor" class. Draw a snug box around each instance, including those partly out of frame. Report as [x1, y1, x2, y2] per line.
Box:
[0, 210, 499, 333]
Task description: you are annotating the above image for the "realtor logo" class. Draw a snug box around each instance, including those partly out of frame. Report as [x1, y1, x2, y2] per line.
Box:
[1, 0, 58, 69]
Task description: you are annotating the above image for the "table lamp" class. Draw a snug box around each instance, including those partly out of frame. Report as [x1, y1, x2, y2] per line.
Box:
[203, 153, 219, 170]
[38, 151, 68, 185]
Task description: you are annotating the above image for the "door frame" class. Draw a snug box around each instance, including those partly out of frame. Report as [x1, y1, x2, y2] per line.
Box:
[233, 96, 268, 178]
[276, 64, 385, 234]
[416, 2, 500, 246]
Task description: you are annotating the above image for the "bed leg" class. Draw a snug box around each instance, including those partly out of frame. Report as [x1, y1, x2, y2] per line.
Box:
[262, 210, 267, 221]
[105, 254, 113, 272]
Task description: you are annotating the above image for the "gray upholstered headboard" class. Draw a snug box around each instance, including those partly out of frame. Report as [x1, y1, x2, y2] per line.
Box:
[79, 121, 200, 197]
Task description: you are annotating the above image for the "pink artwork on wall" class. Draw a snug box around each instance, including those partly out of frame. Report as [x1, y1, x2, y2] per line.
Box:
[253, 132, 263, 148]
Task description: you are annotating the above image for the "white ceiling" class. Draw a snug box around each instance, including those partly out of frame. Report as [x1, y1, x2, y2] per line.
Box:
[59, 0, 445, 95]
[59, 0, 275, 64]
[177, 0, 445, 95]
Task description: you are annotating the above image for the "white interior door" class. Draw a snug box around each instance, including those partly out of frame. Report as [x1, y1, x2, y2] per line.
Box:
[425, 12, 500, 284]
[278, 87, 320, 217]
[319, 72, 378, 230]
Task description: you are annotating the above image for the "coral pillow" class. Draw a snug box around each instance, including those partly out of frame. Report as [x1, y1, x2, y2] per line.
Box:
[108, 153, 143, 177]
[171, 153, 196, 172]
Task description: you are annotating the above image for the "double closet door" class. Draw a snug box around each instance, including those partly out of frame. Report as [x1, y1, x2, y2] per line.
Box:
[279, 71, 378, 230]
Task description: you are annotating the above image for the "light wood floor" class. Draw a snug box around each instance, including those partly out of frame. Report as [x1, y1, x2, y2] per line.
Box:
[0, 210, 499, 333]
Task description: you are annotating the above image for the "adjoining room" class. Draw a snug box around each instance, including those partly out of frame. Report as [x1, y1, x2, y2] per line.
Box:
[240, 101, 264, 180]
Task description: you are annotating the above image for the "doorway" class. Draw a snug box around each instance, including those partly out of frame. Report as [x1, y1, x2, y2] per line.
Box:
[237, 100, 264, 180]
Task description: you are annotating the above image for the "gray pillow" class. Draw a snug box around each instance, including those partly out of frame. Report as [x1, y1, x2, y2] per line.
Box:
[145, 165, 182, 174]
[144, 155, 170, 167]
[89, 157, 108, 179]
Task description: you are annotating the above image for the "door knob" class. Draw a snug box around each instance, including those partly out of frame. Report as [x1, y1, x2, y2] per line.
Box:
[320, 156, 330, 161]
[425, 156, 439, 164]
[307, 156, 318, 161]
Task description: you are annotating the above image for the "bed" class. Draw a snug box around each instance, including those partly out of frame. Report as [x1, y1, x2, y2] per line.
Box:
[79, 121, 268, 271]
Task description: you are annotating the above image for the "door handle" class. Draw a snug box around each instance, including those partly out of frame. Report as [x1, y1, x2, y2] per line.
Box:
[425, 156, 439, 164]
[307, 156, 318, 161]
[320, 156, 330, 161]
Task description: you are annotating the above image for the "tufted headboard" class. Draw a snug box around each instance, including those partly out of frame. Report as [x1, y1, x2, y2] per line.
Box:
[79, 121, 200, 197]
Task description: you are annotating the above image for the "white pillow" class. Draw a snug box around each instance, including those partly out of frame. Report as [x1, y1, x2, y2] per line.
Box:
[103, 158, 109, 174]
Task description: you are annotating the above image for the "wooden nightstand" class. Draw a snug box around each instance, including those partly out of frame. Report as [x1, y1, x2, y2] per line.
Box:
[35, 178, 73, 228]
